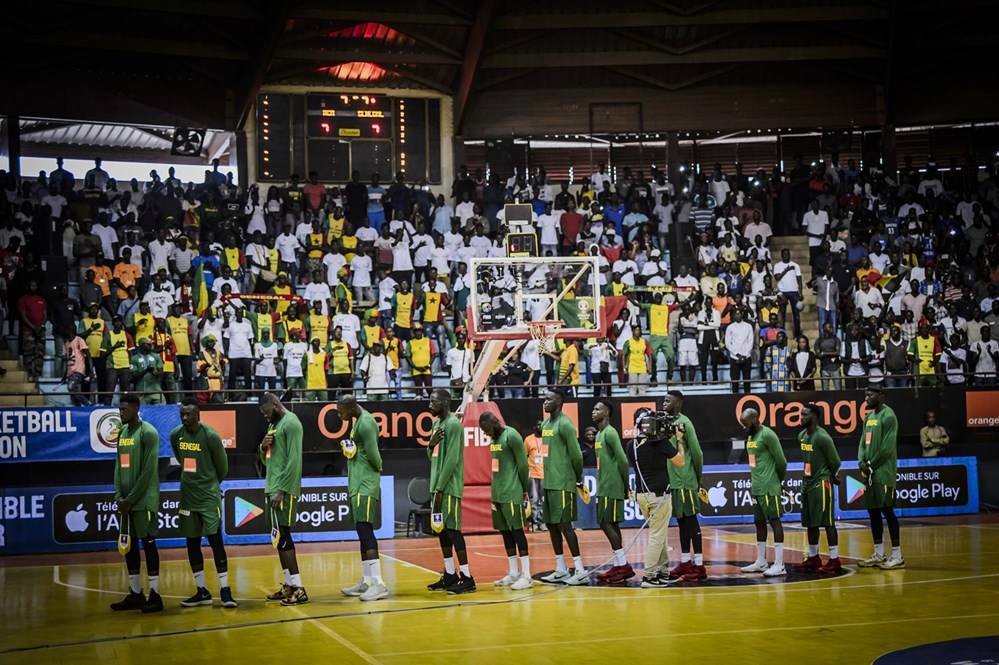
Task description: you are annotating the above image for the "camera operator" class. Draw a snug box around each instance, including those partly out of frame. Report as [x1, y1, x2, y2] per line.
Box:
[629, 392, 690, 587]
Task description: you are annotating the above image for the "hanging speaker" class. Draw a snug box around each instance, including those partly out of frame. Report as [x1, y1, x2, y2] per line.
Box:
[171, 127, 206, 156]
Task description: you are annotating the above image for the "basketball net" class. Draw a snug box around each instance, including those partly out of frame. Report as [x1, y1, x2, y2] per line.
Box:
[527, 320, 563, 355]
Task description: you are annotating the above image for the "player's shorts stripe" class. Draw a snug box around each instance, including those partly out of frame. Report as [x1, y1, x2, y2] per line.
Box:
[367, 495, 371, 518]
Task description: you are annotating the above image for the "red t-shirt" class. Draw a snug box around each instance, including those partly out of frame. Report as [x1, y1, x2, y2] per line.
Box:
[560, 212, 584, 247]
[18, 294, 46, 327]
[303, 183, 325, 210]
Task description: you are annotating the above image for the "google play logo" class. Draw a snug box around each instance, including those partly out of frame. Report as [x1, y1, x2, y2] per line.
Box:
[846, 476, 866, 504]
[234, 496, 264, 527]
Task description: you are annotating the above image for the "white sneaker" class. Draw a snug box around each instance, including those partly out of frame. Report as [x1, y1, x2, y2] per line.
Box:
[564, 568, 590, 586]
[878, 556, 905, 570]
[341, 580, 370, 597]
[762, 563, 786, 577]
[493, 574, 517, 587]
[510, 575, 534, 590]
[359, 583, 389, 601]
[540, 569, 571, 584]
[740, 560, 769, 573]
[858, 553, 886, 568]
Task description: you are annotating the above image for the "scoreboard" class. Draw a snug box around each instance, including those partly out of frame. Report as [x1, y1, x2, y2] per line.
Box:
[257, 91, 441, 184]
[307, 94, 391, 139]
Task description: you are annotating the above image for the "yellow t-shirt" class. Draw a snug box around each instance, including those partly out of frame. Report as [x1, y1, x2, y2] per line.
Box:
[329, 340, 351, 374]
[167, 316, 191, 356]
[409, 337, 432, 375]
[395, 292, 414, 328]
[134, 312, 156, 342]
[626, 338, 648, 373]
[559, 344, 580, 385]
[306, 350, 327, 389]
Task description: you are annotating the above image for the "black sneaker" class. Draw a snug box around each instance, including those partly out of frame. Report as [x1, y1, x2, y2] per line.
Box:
[220, 587, 238, 608]
[446, 575, 477, 595]
[280, 587, 309, 606]
[640, 574, 674, 588]
[427, 572, 459, 591]
[180, 587, 213, 607]
[266, 584, 293, 601]
[141, 590, 164, 613]
[110, 591, 145, 611]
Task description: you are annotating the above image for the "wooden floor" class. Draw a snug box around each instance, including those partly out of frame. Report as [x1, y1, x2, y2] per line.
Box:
[2, 515, 998, 665]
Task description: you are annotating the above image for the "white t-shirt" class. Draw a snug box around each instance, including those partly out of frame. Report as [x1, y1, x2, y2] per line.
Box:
[350, 254, 373, 287]
[333, 312, 361, 349]
[323, 252, 346, 285]
[446, 347, 474, 381]
[469, 235, 491, 257]
[142, 289, 174, 319]
[802, 210, 829, 247]
[356, 226, 378, 244]
[213, 276, 240, 295]
[538, 214, 560, 245]
[378, 276, 398, 311]
[254, 343, 279, 377]
[456, 201, 475, 224]
[245, 242, 267, 275]
[283, 341, 308, 378]
[443, 231, 464, 255]
[869, 251, 890, 273]
[970, 340, 999, 377]
[941, 348, 967, 384]
[674, 275, 699, 300]
[519, 339, 541, 371]
[41, 193, 67, 218]
[854, 287, 884, 318]
[411, 233, 433, 267]
[303, 282, 332, 312]
[275, 233, 300, 263]
[773, 261, 801, 293]
[392, 238, 414, 271]
[590, 172, 612, 191]
[430, 247, 450, 275]
[224, 319, 255, 359]
[709, 178, 730, 205]
[92, 224, 121, 259]
[612, 259, 638, 286]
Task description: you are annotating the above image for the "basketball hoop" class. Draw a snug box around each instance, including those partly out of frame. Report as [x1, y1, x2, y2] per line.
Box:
[527, 321, 563, 354]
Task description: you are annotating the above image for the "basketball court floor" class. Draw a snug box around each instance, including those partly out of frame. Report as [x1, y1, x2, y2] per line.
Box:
[2, 514, 997, 664]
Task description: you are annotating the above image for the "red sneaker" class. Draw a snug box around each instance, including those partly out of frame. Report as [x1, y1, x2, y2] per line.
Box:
[793, 556, 822, 573]
[596, 566, 621, 582]
[668, 561, 694, 579]
[680, 564, 707, 582]
[817, 558, 842, 575]
[607, 563, 635, 583]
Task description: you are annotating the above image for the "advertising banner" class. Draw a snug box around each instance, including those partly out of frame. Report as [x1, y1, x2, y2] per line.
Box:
[965, 390, 999, 428]
[0, 476, 395, 555]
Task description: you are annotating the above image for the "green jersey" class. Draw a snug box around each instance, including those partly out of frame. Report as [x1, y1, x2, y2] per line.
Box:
[666, 414, 703, 491]
[799, 426, 840, 491]
[348, 408, 383, 498]
[541, 413, 583, 491]
[261, 410, 303, 496]
[170, 423, 227, 512]
[114, 420, 160, 512]
[130, 352, 163, 393]
[490, 426, 529, 503]
[857, 405, 898, 485]
[595, 425, 628, 499]
[429, 414, 464, 497]
[747, 425, 786, 496]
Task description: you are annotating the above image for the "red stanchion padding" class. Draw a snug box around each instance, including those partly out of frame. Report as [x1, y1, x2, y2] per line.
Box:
[460, 401, 506, 486]
[458, 485, 496, 534]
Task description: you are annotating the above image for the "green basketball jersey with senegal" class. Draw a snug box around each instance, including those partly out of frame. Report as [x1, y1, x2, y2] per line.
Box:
[595, 425, 628, 500]
[542, 413, 583, 491]
[491, 426, 529, 503]
[348, 409, 383, 499]
[429, 414, 464, 497]
[747, 425, 786, 496]
[262, 411, 303, 496]
[858, 405, 898, 485]
[666, 414, 703, 491]
[114, 420, 161, 512]
[799, 426, 840, 491]
[169, 424, 227, 512]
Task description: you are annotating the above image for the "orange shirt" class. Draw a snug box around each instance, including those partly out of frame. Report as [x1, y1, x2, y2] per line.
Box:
[92, 265, 113, 297]
[524, 434, 544, 479]
[113, 262, 142, 299]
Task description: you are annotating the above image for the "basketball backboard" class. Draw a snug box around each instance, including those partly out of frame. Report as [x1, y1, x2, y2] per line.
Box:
[466, 256, 604, 342]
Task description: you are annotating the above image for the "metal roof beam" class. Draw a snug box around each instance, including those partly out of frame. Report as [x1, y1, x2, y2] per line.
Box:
[454, 0, 494, 132]
[493, 6, 887, 29]
[50, 0, 265, 19]
[237, 2, 293, 130]
[274, 48, 460, 65]
[482, 45, 886, 68]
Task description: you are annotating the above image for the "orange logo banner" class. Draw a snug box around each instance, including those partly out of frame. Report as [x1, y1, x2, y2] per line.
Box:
[966, 391, 999, 428]
[202, 410, 237, 448]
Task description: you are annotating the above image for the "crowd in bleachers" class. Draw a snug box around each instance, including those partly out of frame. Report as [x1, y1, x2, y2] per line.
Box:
[1, 151, 997, 404]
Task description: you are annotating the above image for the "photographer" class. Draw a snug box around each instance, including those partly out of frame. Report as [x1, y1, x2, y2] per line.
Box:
[628, 392, 694, 587]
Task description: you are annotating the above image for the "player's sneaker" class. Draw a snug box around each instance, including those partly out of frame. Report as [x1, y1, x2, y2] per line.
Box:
[680, 565, 707, 582]
[220, 587, 238, 608]
[792, 556, 822, 573]
[427, 572, 459, 591]
[668, 561, 693, 578]
[341, 580, 370, 597]
[266, 584, 294, 601]
[878, 556, 905, 570]
[540, 569, 572, 584]
[359, 583, 389, 601]
[493, 574, 518, 587]
[446, 575, 477, 595]
[110, 591, 146, 611]
[817, 558, 842, 575]
[762, 563, 786, 577]
[740, 560, 769, 573]
[858, 553, 886, 568]
[595, 566, 618, 582]
[564, 568, 590, 586]
[606, 563, 635, 584]
[510, 575, 534, 590]
[141, 590, 164, 613]
[280, 587, 309, 606]
[180, 588, 213, 607]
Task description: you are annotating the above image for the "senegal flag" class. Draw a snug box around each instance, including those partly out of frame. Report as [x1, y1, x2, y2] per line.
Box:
[557, 295, 627, 332]
[193, 262, 209, 316]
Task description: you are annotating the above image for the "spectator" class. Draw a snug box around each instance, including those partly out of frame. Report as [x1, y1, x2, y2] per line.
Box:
[695, 297, 722, 383]
[445, 332, 474, 396]
[884, 325, 910, 388]
[676, 304, 699, 382]
[764, 331, 791, 392]
[815, 322, 841, 390]
[622, 326, 651, 396]
[802, 200, 829, 265]
[842, 324, 870, 390]
[16, 279, 46, 381]
[586, 336, 617, 397]
[908, 322, 941, 387]
[197, 335, 225, 404]
[814, 268, 840, 332]
[969, 325, 999, 384]
[62, 326, 92, 406]
[253, 328, 279, 392]
[789, 336, 817, 390]
[774, 248, 803, 337]
[725, 308, 754, 393]
[940, 333, 968, 385]
[360, 341, 393, 400]
[303, 337, 329, 401]
[406, 327, 435, 398]
[102, 315, 134, 403]
[131, 337, 164, 404]
[920, 411, 949, 458]
[556, 339, 581, 396]
[224, 308, 255, 399]
[328, 326, 354, 398]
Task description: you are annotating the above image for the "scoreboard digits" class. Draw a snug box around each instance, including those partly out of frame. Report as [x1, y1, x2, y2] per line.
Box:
[307, 94, 392, 139]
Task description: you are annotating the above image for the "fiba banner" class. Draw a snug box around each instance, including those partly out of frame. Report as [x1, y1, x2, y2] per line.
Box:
[0, 476, 394, 554]
[0, 406, 180, 463]
[572, 457, 978, 530]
